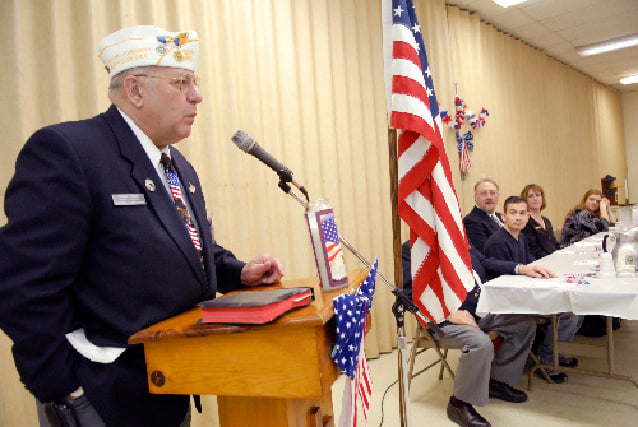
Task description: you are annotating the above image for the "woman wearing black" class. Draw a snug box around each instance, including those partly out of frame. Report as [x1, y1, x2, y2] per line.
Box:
[520, 184, 560, 259]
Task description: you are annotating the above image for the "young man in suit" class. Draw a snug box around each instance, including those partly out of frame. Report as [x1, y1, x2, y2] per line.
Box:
[463, 178, 503, 253]
[403, 241, 555, 427]
[0, 25, 283, 426]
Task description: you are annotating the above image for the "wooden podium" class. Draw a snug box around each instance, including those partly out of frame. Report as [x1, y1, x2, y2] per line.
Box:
[129, 269, 369, 427]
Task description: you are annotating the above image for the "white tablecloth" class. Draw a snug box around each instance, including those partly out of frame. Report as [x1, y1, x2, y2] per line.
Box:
[476, 233, 638, 319]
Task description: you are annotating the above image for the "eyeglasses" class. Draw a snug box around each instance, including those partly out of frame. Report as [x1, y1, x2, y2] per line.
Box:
[134, 73, 200, 92]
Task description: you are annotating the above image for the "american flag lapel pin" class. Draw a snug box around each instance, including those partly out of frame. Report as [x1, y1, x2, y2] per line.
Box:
[188, 184, 196, 194]
[145, 179, 156, 192]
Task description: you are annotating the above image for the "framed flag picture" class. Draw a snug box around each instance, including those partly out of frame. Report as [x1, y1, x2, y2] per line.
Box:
[306, 200, 348, 290]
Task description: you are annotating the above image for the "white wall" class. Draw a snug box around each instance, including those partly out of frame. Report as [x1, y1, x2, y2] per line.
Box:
[622, 91, 638, 204]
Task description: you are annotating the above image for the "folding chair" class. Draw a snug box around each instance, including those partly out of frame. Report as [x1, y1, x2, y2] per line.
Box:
[408, 321, 499, 389]
[527, 315, 569, 389]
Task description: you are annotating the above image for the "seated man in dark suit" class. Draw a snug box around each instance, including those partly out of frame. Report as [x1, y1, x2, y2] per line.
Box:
[403, 241, 554, 427]
[484, 196, 580, 383]
[463, 178, 503, 254]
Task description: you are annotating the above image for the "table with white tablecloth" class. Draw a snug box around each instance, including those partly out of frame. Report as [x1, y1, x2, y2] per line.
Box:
[475, 275, 638, 320]
[476, 233, 638, 388]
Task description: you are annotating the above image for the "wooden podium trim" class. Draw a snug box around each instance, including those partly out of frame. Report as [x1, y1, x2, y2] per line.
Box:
[128, 269, 369, 398]
[129, 269, 369, 344]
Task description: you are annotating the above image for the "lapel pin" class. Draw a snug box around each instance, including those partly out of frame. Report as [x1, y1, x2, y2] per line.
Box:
[145, 179, 156, 192]
[189, 184, 196, 194]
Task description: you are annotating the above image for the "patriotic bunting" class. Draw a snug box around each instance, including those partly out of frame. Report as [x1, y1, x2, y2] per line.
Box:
[332, 260, 377, 426]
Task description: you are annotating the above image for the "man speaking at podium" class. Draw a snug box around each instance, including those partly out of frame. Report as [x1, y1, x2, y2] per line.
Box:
[0, 25, 283, 426]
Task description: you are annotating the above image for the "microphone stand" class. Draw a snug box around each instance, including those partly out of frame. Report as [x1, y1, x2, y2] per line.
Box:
[276, 174, 450, 427]
[276, 170, 309, 203]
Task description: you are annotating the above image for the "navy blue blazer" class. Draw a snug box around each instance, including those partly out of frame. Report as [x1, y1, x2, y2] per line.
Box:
[484, 228, 535, 280]
[463, 206, 502, 254]
[0, 105, 246, 425]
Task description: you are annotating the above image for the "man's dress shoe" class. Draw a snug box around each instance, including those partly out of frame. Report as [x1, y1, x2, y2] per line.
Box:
[488, 379, 528, 403]
[447, 399, 491, 427]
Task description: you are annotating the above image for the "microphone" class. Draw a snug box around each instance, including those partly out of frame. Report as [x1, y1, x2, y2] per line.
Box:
[231, 130, 293, 181]
[231, 130, 308, 199]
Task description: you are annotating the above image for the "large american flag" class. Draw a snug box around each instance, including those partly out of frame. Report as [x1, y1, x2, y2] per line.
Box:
[383, 0, 474, 324]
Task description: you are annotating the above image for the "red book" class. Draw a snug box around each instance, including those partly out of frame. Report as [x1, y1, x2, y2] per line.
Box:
[198, 287, 314, 324]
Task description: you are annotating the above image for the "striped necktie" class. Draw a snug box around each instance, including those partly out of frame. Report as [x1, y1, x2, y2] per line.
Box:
[160, 154, 203, 263]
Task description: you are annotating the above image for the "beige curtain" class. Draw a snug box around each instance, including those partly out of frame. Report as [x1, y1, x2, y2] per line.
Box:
[0, 0, 627, 424]
[442, 5, 627, 220]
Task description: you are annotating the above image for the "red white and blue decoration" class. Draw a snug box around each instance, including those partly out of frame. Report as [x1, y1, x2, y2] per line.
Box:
[453, 96, 466, 130]
[478, 107, 490, 128]
[439, 95, 489, 177]
[332, 259, 377, 426]
[458, 131, 473, 176]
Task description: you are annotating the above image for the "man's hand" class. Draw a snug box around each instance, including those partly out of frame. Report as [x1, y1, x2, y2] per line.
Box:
[518, 264, 557, 278]
[447, 310, 478, 328]
[240, 254, 284, 286]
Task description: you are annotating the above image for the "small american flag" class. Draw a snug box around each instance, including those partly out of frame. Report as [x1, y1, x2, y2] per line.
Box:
[166, 172, 184, 202]
[332, 260, 377, 426]
[356, 346, 372, 420]
[320, 214, 343, 262]
[460, 133, 472, 174]
[383, 0, 474, 324]
[316, 210, 347, 286]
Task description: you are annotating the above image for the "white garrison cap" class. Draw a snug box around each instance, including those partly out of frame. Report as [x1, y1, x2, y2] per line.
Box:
[96, 25, 199, 76]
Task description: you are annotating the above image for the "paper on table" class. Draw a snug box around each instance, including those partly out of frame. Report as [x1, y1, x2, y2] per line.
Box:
[573, 259, 599, 265]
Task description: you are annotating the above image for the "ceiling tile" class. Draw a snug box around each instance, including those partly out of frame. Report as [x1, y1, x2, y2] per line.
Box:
[540, 4, 623, 32]
[519, 0, 602, 21]
[487, 8, 535, 33]
[533, 35, 573, 52]
[559, 10, 638, 45]
[444, 0, 638, 92]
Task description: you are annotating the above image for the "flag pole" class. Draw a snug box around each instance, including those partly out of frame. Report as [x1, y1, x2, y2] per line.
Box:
[388, 127, 411, 427]
[388, 128, 403, 290]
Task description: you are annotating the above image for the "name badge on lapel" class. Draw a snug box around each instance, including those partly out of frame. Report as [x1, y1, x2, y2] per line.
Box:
[112, 194, 146, 206]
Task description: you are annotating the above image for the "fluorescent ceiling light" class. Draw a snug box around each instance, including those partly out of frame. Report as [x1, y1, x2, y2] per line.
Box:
[620, 75, 638, 85]
[493, 0, 528, 7]
[577, 34, 638, 56]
